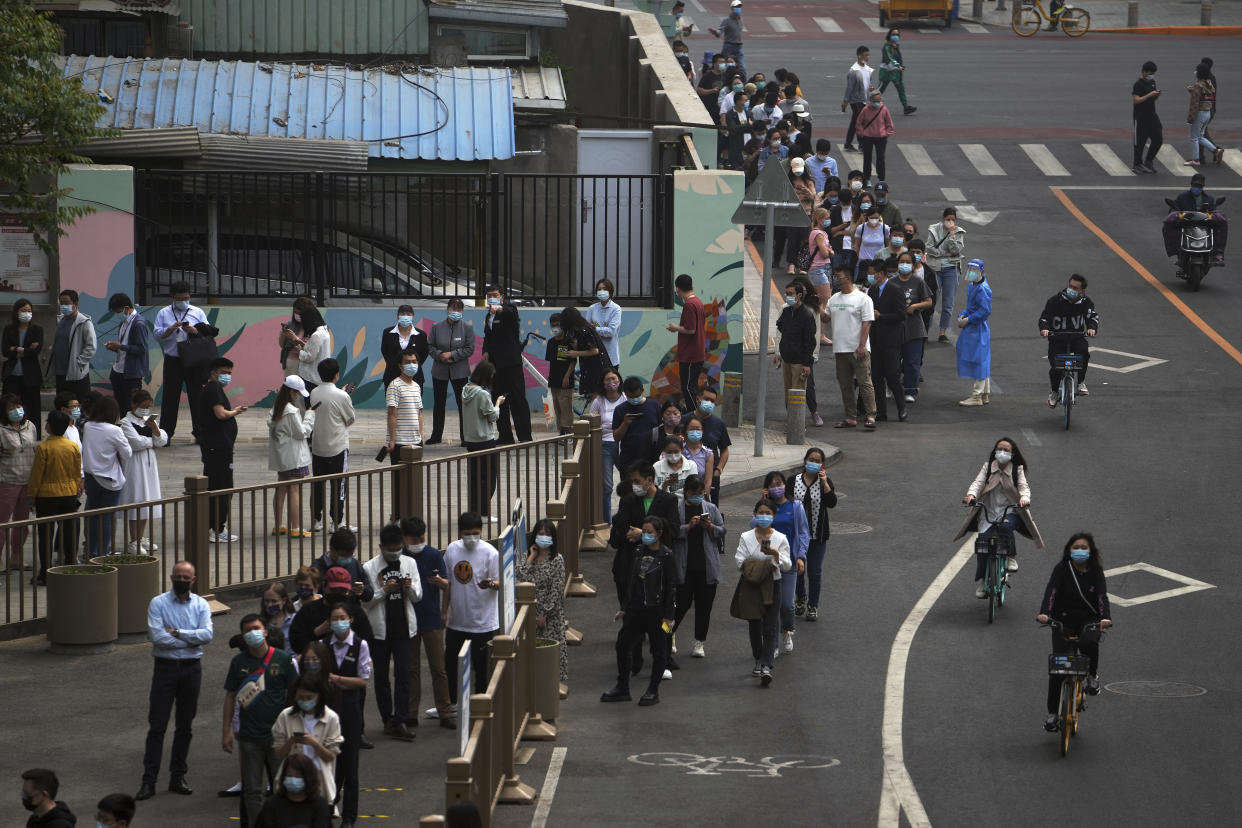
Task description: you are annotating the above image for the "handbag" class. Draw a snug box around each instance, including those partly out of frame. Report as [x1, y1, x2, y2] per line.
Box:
[178, 331, 218, 369]
[795, 242, 813, 271]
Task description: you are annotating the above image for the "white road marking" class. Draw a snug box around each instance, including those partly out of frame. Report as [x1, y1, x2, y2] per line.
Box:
[1083, 143, 1135, 177]
[815, 16, 843, 32]
[689, 0, 707, 13]
[1223, 148, 1242, 177]
[1020, 427, 1042, 447]
[1086, 347, 1168, 374]
[841, 147, 863, 172]
[960, 144, 1005, 176]
[879, 535, 974, 828]
[862, 17, 889, 32]
[1104, 562, 1215, 608]
[1020, 143, 1071, 177]
[899, 144, 943, 176]
[955, 205, 999, 225]
[531, 746, 567, 828]
[767, 16, 794, 32]
[961, 22, 989, 33]
[1155, 144, 1194, 177]
[1054, 185, 1242, 190]
[940, 187, 966, 202]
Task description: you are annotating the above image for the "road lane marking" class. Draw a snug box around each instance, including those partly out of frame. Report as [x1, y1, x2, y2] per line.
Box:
[531, 746, 567, 828]
[899, 144, 943, 176]
[815, 16, 843, 32]
[940, 187, 966, 202]
[960, 144, 1005, 176]
[1087, 347, 1168, 374]
[1020, 143, 1071, 177]
[961, 22, 989, 33]
[1103, 562, 1215, 608]
[690, 0, 707, 13]
[862, 17, 889, 32]
[841, 147, 863, 172]
[878, 535, 975, 828]
[767, 16, 794, 32]
[1222, 148, 1242, 177]
[1020, 427, 1041, 447]
[1083, 143, 1135, 177]
[1155, 144, 1194, 177]
[1051, 187, 1242, 369]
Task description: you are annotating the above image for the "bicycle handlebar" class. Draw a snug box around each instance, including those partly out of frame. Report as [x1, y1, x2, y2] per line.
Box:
[1040, 620, 1111, 633]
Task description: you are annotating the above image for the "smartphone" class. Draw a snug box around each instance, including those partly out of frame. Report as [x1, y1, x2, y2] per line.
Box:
[311, 402, 322, 411]
[343, 383, 357, 395]
[375, 446, 389, 462]
[353, 581, 363, 589]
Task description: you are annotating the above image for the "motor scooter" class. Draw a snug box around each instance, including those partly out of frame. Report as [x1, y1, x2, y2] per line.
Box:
[1164, 196, 1226, 292]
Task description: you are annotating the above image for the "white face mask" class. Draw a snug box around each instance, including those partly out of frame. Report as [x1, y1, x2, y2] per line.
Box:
[994, 450, 1012, 465]
[134, 408, 151, 418]
[850, 181, 863, 192]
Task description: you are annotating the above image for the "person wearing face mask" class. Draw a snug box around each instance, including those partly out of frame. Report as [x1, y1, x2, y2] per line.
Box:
[223, 614, 298, 826]
[80, 394, 132, 558]
[308, 529, 373, 601]
[761, 472, 808, 654]
[136, 561, 212, 802]
[292, 567, 321, 612]
[827, 186, 855, 277]
[255, 751, 334, 828]
[959, 437, 1043, 598]
[289, 563, 374, 659]
[361, 524, 423, 742]
[892, 251, 932, 404]
[647, 401, 685, 465]
[320, 603, 370, 828]
[775, 280, 817, 408]
[272, 673, 342, 809]
[611, 377, 663, 475]
[723, 90, 751, 169]
[1038, 273, 1099, 405]
[1131, 61, 1162, 174]
[806, 138, 839, 194]
[480, 285, 531, 444]
[873, 184, 903, 243]
[905, 239, 935, 331]
[868, 259, 909, 423]
[380, 304, 428, 388]
[954, 258, 993, 407]
[791, 448, 836, 622]
[852, 207, 890, 278]
[154, 281, 217, 446]
[442, 511, 501, 702]
[808, 207, 836, 315]
[708, 1, 746, 81]
[697, 56, 726, 119]
[856, 92, 894, 187]
[871, 218, 906, 266]
[94, 793, 136, 828]
[1164, 172, 1228, 265]
[671, 475, 724, 659]
[426, 298, 475, 446]
[679, 417, 716, 482]
[757, 128, 789, 172]
[841, 46, 872, 152]
[653, 434, 691, 500]
[399, 516, 455, 727]
[103, 293, 149, 408]
[585, 278, 622, 371]
[680, 386, 731, 504]
[51, 288, 96, 400]
[0, 391, 36, 570]
[671, 37, 694, 83]
[461, 361, 502, 520]
[20, 768, 76, 828]
[925, 207, 967, 343]
[518, 519, 569, 682]
[119, 388, 167, 553]
[750, 89, 784, 130]
[3, 299, 44, 438]
[589, 369, 625, 522]
[603, 515, 677, 706]
[878, 28, 917, 116]
[268, 375, 316, 538]
[199, 357, 245, 543]
[308, 359, 356, 534]
[543, 312, 576, 435]
[827, 265, 877, 429]
[1036, 534, 1113, 731]
[27, 410, 81, 582]
[260, 583, 296, 652]
[733, 499, 790, 686]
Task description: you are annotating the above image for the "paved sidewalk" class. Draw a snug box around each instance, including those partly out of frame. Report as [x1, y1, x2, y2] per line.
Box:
[962, 0, 1242, 29]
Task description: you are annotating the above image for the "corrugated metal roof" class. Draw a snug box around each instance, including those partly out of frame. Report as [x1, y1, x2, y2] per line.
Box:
[177, 0, 427, 58]
[509, 66, 565, 111]
[427, 0, 568, 28]
[58, 55, 516, 161]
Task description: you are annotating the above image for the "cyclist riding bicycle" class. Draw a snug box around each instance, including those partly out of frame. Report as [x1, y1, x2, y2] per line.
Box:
[1038, 273, 1099, 407]
[957, 437, 1044, 597]
[1036, 533, 1113, 731]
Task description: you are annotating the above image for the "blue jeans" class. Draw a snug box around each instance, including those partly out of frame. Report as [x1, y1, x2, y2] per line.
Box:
[936, 266, 960, 333]
[974, 513, 1019, 581]
[808, 264, 832, 286]
[900, 338, 925, 396]
[602, 440, 619, 523]
[796, 540, 828, 608]
[1190, 110, 1216, 161]
[84, 474, 121, 558]
[779, 558, 800, 632]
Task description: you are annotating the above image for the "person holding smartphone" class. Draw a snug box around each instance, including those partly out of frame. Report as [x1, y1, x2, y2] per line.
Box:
[271, 673, 342, 811]
[199, 357, 245, 543]
[361, 524, 423, 743]
[441, 512, 501, 702]
[735, 499, 790, 686]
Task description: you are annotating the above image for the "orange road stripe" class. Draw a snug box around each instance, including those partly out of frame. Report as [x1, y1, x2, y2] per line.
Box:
[745, 238, 785, 303]
[1051, 187, 1242, 369]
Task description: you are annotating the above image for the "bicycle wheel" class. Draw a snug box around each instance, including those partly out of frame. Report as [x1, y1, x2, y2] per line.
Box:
[1072, 681, 1084, 735]
[1061, 8, 1090, 36]
[1061, 375, 1074, 429]
[1059, 682, 1074, 757]
[1012, 6, 1041, 36]
[985, 556, 997, 624]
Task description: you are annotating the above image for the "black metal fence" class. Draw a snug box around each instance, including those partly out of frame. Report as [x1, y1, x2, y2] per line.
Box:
[134, 170, 674, 308]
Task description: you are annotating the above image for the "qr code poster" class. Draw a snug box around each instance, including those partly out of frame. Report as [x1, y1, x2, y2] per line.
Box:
[0, 213, 50, 294]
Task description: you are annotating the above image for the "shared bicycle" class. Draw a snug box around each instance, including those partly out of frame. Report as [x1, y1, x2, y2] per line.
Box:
[1044, 620, 1105, 757]
[1012, 0, 1091, 37]
[973, 504, 1020, 624]
[1047, 331, 1088, 429]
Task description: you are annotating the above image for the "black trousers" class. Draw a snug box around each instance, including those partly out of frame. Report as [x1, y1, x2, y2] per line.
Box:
[55, 375, 90, 401]
[334, 697, 363, 822]
[1133, 118, 1162, 166]
[201, 446, 234, 532]
[160, 356, 206, 440]
[34, 496, 79, 576]
[445, 627, 497, 703]
[429, 376, 467, 441]
[1047, 337, 1090, 391]
[371, 636, 414, 725]
[844, 102, 865, 146]
[493, 368, 531, 443]
[678, 361, 703, 410]
[674, 570, 717, 642]
[310, 451, 346, 526]
[615, 607, 667, 694]
[1046, 625, 1100, 713]
[870, 344, 905, 419]
[142, 657, 202, 785]
[859, 135, 888, 183]
[110, 371, 141, 410]
[1, 377, 41, 438]
[464, 440, 498, 518]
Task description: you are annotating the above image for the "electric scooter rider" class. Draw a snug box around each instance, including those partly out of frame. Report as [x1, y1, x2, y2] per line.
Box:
[1162, 172, 1227, 267]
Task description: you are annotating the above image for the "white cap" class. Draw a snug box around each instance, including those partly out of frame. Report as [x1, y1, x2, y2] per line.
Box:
[731, 0, 742, 6]
[789, 157, 806, 175]
[283, 375, 310, 398]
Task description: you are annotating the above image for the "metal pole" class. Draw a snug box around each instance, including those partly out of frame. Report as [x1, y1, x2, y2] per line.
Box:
[753, 204, 776, 457]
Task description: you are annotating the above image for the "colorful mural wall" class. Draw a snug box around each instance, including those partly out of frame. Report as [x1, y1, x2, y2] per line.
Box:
[57, 166, 744, 413]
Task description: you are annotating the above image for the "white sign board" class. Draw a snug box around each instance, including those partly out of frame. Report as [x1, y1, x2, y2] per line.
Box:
[500, 499, 525, 634]
[458, 640, 472, 756]
[0, 213, 51, 295]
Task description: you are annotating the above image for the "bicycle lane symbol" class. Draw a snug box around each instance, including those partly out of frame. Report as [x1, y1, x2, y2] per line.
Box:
[627, 753, 841, 778]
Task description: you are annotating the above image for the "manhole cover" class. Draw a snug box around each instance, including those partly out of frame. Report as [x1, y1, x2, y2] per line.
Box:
[1105, 681, 1207, 698]
[832, 522, 872, 535]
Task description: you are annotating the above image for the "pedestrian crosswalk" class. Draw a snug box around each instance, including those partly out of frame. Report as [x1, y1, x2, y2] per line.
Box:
[681, 7, 998, 36]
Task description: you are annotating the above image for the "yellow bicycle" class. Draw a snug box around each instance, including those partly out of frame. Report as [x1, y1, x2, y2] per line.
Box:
[1012, 0, 1090, 37]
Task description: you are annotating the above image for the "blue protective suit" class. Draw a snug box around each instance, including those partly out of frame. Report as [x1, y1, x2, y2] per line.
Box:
[955, 279, 992, 380]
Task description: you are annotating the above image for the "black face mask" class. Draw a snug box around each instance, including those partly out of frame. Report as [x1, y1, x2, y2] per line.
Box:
[171, 579, 191, 595]
[21, 793, 37, 812]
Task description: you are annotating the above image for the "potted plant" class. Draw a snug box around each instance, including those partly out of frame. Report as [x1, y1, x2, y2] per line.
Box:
[91, 553, 160, 635]
[46, 564, 118, 649]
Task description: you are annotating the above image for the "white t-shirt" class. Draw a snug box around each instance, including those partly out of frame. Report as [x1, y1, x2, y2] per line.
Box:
[828, 289, 875, 354]
[443, 539, 501, 634]
[653, 455, 690, 500]
[590, 394, 624, 443]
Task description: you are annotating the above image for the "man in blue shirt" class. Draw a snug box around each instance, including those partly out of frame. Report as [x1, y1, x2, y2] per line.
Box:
[611, 377, 663, 474]
[137, 561, 214, 802]
[681, 386, 732, 504]
[401, 516, 455, 728]
[805, 139, 840, 195]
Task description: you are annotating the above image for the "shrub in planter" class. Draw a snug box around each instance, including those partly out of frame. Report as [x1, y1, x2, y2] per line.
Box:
[91, 553, 160, 635]
[46, 564, 118, 647]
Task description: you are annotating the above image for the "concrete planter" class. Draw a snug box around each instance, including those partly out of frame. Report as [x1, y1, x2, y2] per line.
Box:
[46, 564, 118, 650]
[533, 637, 561, 721]
[91, 554, 160, 635]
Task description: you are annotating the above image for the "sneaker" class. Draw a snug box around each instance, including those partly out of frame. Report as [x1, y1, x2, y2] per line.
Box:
[271, 527, 287, 536]
[752, 660, 763, 677]
[1131, 164, 1147, 174]
[670, 634, 677, 654]
[975, 583, 987, 599]
[1141, 163, 1157, 174]
[760, 666, 773, 687]
[1007, 557, 1019, 573]
[140, 537, 158, 552]
[1077, 382, 1089, 396]
[958, 395, 984, 407]
[312, 519, 324, 532]
[692, 640, 706, 658]
[903, 106, 917, 115]
[842, 143, 857, 152]
[794, 599, 806, 617]
[904, 394, 916, 403]
[806, 607, 818, 622]
[126, 540, 141, 554]
[209, 529, 238, 544]
[1213, 147, 1225, 165]
[1044, 714, 1059, 732]
[811, 413, 824, 427]
[782, 631, 794, 653]
[1047, 392, 1058, 408]
[638, 691, 660, 706]
[289, 529, 312, 538]
[938, 334, 950, 344]
[661, 668, 672, 681]
[337, 522, 359, 533]
[1087, 675, 1101, 696]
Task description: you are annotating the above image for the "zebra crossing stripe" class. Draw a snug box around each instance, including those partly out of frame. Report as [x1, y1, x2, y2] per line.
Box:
[899, 144, 943, 176]
[767, 16, 795, 32]
[1083, 143, 1135, 177]
[841, 148, 863, 172]
[814, 16, 843, 32]
[961, 23, 989, 33]
[1224, 148, 1242, 177]
[1155, 144, 1194, 177]
[861, 17, 889, 33]
[1020, 144, 1070, 177]
[960, 144, 1005, 176]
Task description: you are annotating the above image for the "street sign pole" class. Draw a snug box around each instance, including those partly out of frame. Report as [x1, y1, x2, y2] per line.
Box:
[753, 204, 775, 457]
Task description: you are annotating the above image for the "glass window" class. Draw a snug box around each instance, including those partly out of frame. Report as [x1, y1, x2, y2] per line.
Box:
[437, 25, 530, 60]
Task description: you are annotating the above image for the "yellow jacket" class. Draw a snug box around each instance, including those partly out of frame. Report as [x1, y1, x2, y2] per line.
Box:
[28, 436, 82, 499]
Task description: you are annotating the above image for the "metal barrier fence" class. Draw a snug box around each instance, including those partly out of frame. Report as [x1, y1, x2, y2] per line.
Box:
[133, 169, 674, 307]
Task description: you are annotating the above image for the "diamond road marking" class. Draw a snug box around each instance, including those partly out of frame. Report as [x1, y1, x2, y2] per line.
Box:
[1085, 347, 1168, 374]
[1104, 562, 1215, 607]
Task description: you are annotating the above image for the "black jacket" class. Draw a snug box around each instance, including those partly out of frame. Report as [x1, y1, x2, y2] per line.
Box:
[611, 542, 677, 616]
[1038, 291, 1099, 337]
[724, 109, 751, 167]
[1039, 561, 1110, 628]
[868, 280, 907, 350]
[2, 323, 44, 387]
[609, 490, 682, 605]
[776, 303, 816, 365]
[380, 326, 429, 387]
[288, 594, 374, 655]
[26, 801, 76, 828]
[482, 302, 522, 370]
[1173, 189, 1218, 212]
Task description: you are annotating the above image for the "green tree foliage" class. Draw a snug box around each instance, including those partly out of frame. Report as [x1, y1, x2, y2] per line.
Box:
[0, 0, 108, 251]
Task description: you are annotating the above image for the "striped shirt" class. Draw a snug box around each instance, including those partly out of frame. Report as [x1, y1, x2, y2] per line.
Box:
[385, 377, 423, 446]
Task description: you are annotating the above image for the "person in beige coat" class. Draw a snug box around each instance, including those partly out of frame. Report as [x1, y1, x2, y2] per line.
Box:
[272, 672, 343, 812]
[955, 437, 1043, 598]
